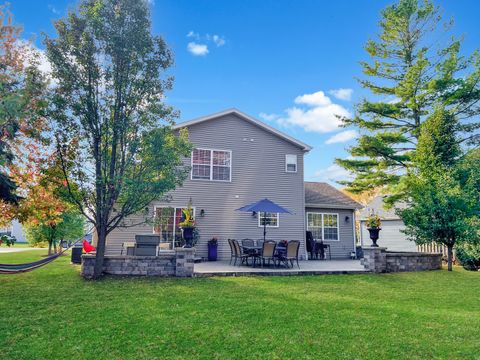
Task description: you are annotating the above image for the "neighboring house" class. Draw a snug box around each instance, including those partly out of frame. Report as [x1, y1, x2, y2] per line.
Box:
[0, 219, 27, 243]
[359, 196, 416, 251]
[105, 109, 362, 260]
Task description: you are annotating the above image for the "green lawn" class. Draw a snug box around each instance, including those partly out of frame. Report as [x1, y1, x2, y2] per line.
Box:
[1, 251, 479, 359]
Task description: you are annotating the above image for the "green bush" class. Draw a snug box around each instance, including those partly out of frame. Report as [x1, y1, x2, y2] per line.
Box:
[456, 243, 480, 271]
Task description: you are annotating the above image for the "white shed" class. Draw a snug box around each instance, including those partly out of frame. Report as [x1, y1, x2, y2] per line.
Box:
[359, 196, 417, 252]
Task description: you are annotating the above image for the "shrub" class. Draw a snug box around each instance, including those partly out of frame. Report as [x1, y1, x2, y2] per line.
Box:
[456, 243, 480, 271]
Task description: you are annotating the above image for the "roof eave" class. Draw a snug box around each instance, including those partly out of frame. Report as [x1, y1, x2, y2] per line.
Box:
[305, 202, 364, 210]
[173, 108, 313, 152]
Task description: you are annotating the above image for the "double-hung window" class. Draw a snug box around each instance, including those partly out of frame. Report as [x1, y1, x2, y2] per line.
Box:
[258, 212, 279, 228]
[192, 148, 231, 181]
[307, 213, 339, 241]
[285, 154, 297, 173]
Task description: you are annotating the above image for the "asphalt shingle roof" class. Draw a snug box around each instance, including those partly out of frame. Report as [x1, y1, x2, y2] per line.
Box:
[358, 196, 407, 220]
[305, 182, 363, 209]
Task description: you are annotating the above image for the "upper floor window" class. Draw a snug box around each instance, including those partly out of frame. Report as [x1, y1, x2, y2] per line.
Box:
[285, 154, 297, 173]
[192, 148, 231, 182]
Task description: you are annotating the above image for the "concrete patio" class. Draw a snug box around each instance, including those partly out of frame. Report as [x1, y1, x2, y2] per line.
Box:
[194, 259, 367, 277]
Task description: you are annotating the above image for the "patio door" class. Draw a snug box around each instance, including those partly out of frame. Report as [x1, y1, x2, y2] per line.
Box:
[154, 207, 194, 250]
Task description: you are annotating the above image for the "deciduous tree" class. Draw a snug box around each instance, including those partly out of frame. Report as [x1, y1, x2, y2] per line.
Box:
[44, 0, 191, 278]
[24, 210, 85, 254]
[0, 3, 47, 203]
[399, 107, 479, 271]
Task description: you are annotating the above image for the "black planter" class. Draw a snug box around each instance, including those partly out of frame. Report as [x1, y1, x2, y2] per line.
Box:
[182, 227, 195, 248]
[207, 243, 218, 261]
[367, 228, 381, 247]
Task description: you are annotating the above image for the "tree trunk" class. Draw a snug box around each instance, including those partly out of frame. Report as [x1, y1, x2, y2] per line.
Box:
[93, 225, 107, 279]
[48, 241, 52, 256]
[447, 244, 454, 271]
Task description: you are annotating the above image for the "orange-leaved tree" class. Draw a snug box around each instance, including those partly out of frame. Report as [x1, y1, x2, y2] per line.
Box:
[1, 139, 71, 254]
[0, 2, 47, 204]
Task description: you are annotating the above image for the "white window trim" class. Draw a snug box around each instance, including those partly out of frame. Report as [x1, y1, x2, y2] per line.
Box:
[191, 148, 232, 182]
[257, 212, 280, 228]
[306, 212, 340, 242]
[153, 206, 196, 249]
[285, 154, 298, 173]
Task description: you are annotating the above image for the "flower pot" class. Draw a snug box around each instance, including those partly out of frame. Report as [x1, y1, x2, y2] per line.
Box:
[182, 227, 195, 248]
[367, 228, 381, 247]
[207, 243, 218, 261]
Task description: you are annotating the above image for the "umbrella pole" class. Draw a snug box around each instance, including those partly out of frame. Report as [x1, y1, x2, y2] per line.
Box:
[263, 212, 267, 242]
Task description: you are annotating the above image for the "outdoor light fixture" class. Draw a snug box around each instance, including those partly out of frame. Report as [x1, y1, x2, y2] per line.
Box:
[345, 216, 350, 223]
[252, 211, 257, 217]
[200, 209, 205, 217]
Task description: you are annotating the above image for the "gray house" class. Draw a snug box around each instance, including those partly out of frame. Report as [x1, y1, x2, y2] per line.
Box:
[359, 196, 416, 251]
[104, 109, 362, 260]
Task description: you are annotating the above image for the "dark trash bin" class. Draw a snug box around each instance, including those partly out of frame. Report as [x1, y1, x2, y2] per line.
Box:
[71, 244, 83, 264]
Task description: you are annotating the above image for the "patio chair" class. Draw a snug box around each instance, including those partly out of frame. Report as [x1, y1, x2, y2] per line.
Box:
[258, 240, 277, 268]
[241, 238, 255, 252]
[228, 239, 235, 265]
[231, 239, 250, 266]
[278, 240, 300, 268]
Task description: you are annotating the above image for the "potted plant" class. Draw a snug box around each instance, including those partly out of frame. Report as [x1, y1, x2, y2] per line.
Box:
[366, 212, 382, 247]
[178, 200, 196, 248]
[207, 237, 218, 261]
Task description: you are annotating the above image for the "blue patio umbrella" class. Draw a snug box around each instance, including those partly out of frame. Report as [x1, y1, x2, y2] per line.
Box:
[236, 198, 294, 242]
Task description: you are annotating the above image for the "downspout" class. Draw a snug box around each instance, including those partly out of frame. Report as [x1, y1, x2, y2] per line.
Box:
[352, 211, 357, 255]
[302, 156, 308, 260]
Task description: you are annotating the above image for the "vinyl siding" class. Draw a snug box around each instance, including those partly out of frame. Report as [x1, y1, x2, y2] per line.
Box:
[360, 219, 417, 252]
[305, 207, 355, 259]
[106, 113, 307, 259]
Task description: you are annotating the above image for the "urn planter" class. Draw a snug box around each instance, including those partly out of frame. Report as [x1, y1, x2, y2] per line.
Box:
[367, 228, 381, 247]
[182, 227, 195, 248]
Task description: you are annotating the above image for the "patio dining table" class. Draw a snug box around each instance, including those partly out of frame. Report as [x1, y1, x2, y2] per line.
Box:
[240, 243, 287, 267]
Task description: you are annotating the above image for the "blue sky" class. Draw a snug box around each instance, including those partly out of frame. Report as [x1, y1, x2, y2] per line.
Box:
[10, 0, 480, 185]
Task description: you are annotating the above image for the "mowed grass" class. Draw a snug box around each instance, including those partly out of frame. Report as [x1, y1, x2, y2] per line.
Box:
[0, 251, 479, 360]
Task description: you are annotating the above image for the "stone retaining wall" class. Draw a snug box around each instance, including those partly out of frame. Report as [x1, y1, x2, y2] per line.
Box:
[362, 247, 442, 273]
[81, 248, 195, 278]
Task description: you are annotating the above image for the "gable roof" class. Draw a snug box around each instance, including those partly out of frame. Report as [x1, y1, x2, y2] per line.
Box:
[305, 182, 363, 209]
[173, 108, 312, 151]
[358, 196, 407, 220]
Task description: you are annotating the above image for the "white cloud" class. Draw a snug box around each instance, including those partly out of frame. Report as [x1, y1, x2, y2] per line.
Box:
[186, 32, 226, 56]
[187, 42, 209, 56]
[314, 164, 354, 184]
[259, 112, 280, 122]
[325, 130, 358, 144]
[261, 90, 351, 133]
[48, 4, 60, 14]
[187, 31, 199, 39]
[295, 91, 332, 107]
[212, 34, 226, 47]
[329, 88, 353, 101]
[386, 96, 401, 104]
[18, 40, 54, 85]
